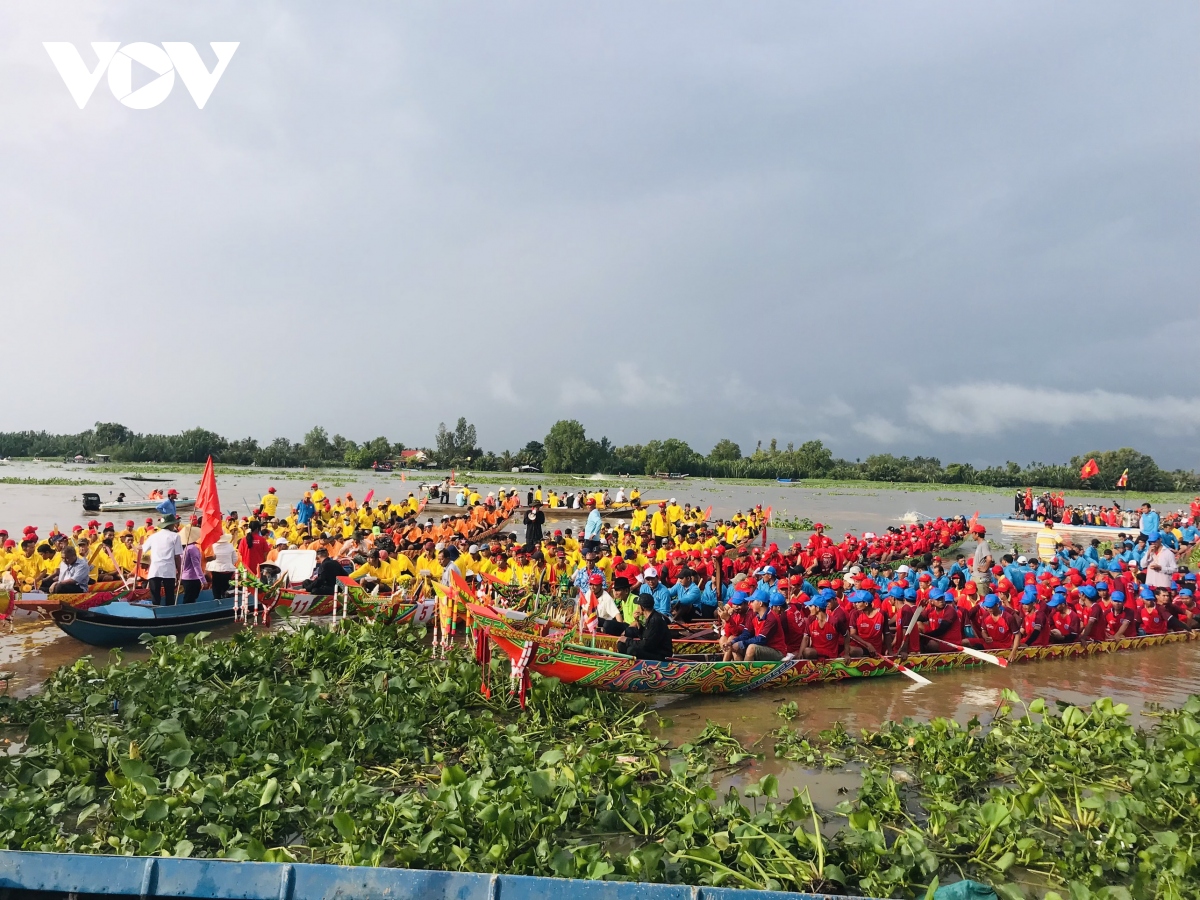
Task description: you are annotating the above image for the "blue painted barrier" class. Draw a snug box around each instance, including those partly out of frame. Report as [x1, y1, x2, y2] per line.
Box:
[0, 851, 866, 900]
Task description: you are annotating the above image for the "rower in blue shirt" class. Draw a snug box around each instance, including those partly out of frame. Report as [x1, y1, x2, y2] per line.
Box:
[639, 567, 673, 616]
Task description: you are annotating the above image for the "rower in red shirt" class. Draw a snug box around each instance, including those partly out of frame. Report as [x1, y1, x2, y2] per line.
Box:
[848, 590, 886, 657]
[800, 595, 842, 660]
[1107, 592, 1138, 641]
[975, 595, 1015, 650]
[1047, 594, 1079, 643]
[1076, 591, 1108, 646]
[920, 588, 962, 652]
[1020, 590, 1051, 647]
[1139, 587, 1170, 636]
[889, 589, 923, 656]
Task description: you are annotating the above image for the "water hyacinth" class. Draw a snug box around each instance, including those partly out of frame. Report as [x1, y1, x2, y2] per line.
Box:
[0, 621, 1197, 899]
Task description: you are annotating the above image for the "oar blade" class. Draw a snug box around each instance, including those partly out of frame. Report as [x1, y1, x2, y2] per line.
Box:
[898, 665, 934, 686]
[959, 645, 1007, 668]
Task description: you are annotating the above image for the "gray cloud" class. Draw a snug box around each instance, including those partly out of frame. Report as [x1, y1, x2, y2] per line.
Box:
[1, 1, 1197, 468]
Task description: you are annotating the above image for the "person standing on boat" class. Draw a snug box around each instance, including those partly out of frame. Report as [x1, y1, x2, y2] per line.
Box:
[1140, 532, 1177, 590]
[1137, 503, 1160, 542]
[582, 498, 602, 555]
[143, 516, 183, 605]
[523, 500, 545, 551]
[155, 489, 179, 518]
[296, 493, 316, 527]
[207, 533, 238, 598]
[179, 526, 204, 603]
[237, 520, 271, 576]
[260, 487, 279, 519]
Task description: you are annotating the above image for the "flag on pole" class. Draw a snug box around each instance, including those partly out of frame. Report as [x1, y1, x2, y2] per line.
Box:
[1117, 468, 1129, 488]
[195, 456, 223, 551]
[1080, 458, 1100, 479]
[363, 489, 374, 505]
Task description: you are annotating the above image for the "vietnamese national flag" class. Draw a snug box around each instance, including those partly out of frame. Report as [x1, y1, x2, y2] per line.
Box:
[195, 456, 223, 551]
[1117, 468, 1129, 488]
[1080, 458, 1100, 480]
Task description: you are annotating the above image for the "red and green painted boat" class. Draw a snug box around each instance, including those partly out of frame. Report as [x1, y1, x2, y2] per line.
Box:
[468, 602, 1200, 694]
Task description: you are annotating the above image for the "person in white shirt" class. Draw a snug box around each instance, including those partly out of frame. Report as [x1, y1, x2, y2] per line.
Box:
[206, 532, 239, 598]
[1140, 532, 1177, 590]
[142, 516, 184, 605]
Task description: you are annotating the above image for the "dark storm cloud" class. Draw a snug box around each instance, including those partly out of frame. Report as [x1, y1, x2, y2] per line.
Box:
[1, 1, 1197, 467]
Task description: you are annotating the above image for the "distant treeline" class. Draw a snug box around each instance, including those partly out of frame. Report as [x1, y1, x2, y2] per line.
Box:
[2, 419, 1197, 492]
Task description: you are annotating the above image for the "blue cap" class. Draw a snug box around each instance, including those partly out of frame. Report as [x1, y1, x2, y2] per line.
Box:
[762, 566, 776, 576]
[903, 588, 917, 601]
[1020, 593, 1036, 605]
[1111, 591, 1126, 603]
[1180, 588, 1194, 598]
[1184, 573, 1196, 582]
[929, 587, 946, 601]
[1139, 587, 1155, 600]
[1047, 596, 1063, 608]
[769, 593, 787, 607]
[1147, 531, 1161, 542]
[851, 590, 870, 604]
[981, 595, 999, 608]
[749, 590, 769, 604]
[819, 588, 836, 602]
[1080, 585, 1098, 599]
[889, 586, 904, 599]
[805, 596, 827, 610]
[730, 593, 747, 606]
[1053, 586, 1067, 596]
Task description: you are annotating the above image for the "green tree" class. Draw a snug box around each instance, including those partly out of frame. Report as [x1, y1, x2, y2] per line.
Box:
[543, 420, 600, 473]
[708, 439, 742, 462]
[93, 422, 134, 448]
[434, 418, 479, 467]
[644, 439, 703, 475]
[302, 426, 334, 461]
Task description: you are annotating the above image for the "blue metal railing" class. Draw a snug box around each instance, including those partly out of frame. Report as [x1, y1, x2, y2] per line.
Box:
[0, 851, 865, 900]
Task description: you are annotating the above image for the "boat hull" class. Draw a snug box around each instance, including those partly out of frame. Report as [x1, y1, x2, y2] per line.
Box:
[50, 591, 232, 647]
[98, 499, 196, 514]
[470, 603, 1199, 694]
[998, 518, 1139, 541]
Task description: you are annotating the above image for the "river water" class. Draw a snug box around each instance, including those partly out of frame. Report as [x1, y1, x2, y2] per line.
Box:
[2, 460, 1197, 806]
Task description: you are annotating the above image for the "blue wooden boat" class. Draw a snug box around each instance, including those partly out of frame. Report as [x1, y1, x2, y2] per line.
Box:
[48, 592, 249, 647]
[0, 850, 864, 900]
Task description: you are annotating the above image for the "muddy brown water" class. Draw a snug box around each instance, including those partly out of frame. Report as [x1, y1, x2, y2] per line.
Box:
[3, 462, 1198, 809]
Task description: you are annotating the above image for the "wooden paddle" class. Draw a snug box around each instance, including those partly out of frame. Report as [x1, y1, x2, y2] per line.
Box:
[846, 632, 932, 686]
[923, 635, 1009, 668]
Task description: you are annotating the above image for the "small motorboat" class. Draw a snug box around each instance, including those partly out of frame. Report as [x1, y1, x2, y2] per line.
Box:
[49, 592, 241, 647]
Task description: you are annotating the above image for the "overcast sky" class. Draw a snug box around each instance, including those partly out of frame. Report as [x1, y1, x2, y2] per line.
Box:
[2, 2, 1198, 468]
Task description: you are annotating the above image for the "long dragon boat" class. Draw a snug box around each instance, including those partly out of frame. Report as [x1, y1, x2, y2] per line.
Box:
[468, 602, 1200, 694]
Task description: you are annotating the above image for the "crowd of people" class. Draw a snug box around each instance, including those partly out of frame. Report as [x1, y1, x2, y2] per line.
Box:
[595, 506, 1200, 664]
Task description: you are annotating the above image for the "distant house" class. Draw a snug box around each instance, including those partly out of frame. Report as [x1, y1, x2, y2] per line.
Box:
[399, 449, 429, 465]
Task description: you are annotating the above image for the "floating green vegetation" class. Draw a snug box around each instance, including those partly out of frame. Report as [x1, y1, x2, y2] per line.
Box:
[1, 625, 1197, 899]
[0, 477, 114, 486]
[772, 515, 815, 531]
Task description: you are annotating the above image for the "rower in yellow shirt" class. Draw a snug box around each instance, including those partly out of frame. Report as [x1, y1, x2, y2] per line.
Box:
[651, 505, 671, 539]
[310, 483, 325, 505]
[260, 487, 280, 518]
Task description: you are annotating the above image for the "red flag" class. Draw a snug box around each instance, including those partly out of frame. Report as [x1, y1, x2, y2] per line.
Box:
[1080, 458, 1100, 479]
[702, 505, 712, 521]
[363, 489, 375, 505]
[195, 456, 223, 551]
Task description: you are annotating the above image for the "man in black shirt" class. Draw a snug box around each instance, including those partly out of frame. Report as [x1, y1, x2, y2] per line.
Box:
[302, 548, 345, 595]
[618, 595, 673, 661]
